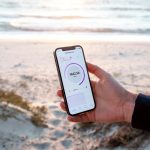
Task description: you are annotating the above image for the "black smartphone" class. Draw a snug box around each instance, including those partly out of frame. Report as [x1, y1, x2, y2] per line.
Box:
[54, 45, 96, 116]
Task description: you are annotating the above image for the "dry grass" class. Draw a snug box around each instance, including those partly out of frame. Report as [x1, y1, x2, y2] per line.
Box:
[0, 89, 48, 127]
[0, 90, 30, 111]
[100, 125, 147, 148]
[31, 106, 48, 127]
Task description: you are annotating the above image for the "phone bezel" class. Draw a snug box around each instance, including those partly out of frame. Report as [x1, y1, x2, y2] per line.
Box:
[53, 45, 96, 116]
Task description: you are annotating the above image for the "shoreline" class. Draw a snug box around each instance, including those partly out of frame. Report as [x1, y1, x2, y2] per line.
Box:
[1, 33, 150, 43]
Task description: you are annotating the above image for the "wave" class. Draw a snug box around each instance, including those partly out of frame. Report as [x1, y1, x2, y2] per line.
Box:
[9, 17, 150, 34]
[1, 0, 150, 36]
[9, 24, 150, 34]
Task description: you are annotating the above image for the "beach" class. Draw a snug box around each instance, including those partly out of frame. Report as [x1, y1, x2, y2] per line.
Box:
[0, 39, 150, 149]
[0, 0, 150, 149]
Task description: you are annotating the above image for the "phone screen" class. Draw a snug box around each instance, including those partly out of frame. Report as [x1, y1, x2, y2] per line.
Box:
[55, 46, 95, 115]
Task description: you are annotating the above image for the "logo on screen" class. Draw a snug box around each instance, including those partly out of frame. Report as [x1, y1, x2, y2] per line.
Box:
[64, 63, 85, 85]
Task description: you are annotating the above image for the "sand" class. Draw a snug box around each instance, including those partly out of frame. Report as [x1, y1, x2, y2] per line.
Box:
[0, 39, 150, 150]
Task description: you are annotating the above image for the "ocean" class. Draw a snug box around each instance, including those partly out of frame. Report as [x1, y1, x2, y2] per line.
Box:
[0, 0, 150, 41]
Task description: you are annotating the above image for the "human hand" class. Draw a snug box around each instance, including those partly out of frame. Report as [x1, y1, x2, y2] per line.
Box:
[57, 63, 137, 123]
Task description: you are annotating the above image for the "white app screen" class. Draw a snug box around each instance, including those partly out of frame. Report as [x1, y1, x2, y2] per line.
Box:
[56, 46, 95, 115]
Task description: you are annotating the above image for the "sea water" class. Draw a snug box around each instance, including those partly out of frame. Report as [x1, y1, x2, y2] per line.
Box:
[0, 0, 150, 41]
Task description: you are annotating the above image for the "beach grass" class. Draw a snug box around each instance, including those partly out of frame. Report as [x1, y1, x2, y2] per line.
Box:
[0, 89, 48, 127]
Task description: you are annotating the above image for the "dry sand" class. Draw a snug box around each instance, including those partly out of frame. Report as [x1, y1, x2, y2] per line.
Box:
[0, 39, 150, 150]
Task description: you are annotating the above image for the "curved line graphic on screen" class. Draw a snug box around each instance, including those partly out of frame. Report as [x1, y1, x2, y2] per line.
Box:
[64, 63, 85, 85]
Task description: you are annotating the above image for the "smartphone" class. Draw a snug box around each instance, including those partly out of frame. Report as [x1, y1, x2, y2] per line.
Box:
[54, 45, 96, 116]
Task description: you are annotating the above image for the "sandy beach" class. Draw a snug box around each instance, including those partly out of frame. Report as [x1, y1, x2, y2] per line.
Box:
[0, 39, 150, 150]
[0, 0, 150, 149]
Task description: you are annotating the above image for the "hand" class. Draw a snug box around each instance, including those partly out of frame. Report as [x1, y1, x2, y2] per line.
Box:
[57, 63, 137, 123]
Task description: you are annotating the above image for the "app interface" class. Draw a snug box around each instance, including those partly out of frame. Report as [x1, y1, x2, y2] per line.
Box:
[56, 46, 95, 115]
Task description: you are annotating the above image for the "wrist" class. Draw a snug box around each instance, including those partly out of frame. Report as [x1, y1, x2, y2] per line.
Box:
[123, 92, 138, 123]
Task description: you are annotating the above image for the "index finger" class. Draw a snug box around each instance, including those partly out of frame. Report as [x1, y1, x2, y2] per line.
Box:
[57, 89, 63, 97]
[87, 62, 106, 79]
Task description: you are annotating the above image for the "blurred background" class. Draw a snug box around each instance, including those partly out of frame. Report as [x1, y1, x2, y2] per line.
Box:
[1, 0, 150, 41]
